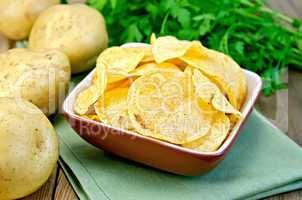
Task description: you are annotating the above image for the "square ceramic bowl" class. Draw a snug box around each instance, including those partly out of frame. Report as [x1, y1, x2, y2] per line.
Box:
[63, 43, 262, 176]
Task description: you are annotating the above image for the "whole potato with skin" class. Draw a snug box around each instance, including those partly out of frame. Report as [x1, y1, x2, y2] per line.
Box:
[29, 4, 108, 74]
[0, 0, 60, 40]
[0, 97, 58, 200]
[0, 48, 70, 115]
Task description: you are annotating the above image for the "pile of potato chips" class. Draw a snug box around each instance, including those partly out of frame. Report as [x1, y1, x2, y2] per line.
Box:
[74, 34, 247, 152]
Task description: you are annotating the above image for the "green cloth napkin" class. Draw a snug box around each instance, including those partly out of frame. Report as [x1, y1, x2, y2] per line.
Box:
[54, 110, 302, 200]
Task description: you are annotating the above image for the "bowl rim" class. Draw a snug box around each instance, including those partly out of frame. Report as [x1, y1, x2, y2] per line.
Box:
[63, 42, 262, 158]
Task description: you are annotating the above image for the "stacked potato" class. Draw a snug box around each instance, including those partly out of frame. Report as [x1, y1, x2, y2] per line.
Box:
[0, 49, 71, 115]
[74, 35, 247, 152]
[29, 4, 108, 74]
[0, 1, 108, 199]
[0, 0, 60, 40]
[0, 98, 59, 200]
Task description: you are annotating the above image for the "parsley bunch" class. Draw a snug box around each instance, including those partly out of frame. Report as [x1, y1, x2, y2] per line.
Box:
[87, 0, 302, 95]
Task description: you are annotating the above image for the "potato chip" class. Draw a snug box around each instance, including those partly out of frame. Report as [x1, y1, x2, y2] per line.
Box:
[184, 65, 193, 75]
[192, 69, 240, 116]
[212, 93, 241, 116]
[93, 71, 134, 90]
[152, 36, 192, 63]
[107, 69, 131, 83]
[96, 46, 144, 85]
[76, 45, 144, 115]
[74, 84, 99, 115]
[192, 68, 219, 103]
[107, 78, 134, 91]
[150, 33, 157, 45]
[181, 43, 246, 109]
[95, 87, 130, 111]
[98, 46, 144, 73]
[94, 68, 133, 86]
[80, 114, 100, 121]
[131, 62, 181, 76]
[94, 86, 134, 130]
[92, 71, 98, 85]
[182, 112, 230, 152]
[139, 46, 154, 63]
[154, 99, 213, 144]
[128, 71, 213, 144]
[74, 53, 108, 115]
[74, 34, 248, 152]
[166, 58, 187, 70]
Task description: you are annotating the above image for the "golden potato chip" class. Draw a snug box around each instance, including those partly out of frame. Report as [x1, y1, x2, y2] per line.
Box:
[184, 65, 193, 75]
[154, 99, 213, 144]
[74, 53, 108, 115]
[95, 46, 144, 85]
[95, 54, 108, 91]
[107, 69, 131, 83]
[86, 45, 144, 114]
[131, 62, 181, 76]
[139, 46, 154, 63]
[182, 112, 230, 152]
[92, 71, 98, 85]
[128, 71, 213, 144]
[152, 36, 192, 63]
[212, 93, 241, 116]
[192, 69, 240, 116]
[166, 58, 187, 70]
[93, 71, 134, 90]
[185, 67, 215, 113]
[98, 46, 144, 73]
[192, 69, 219, 103]
[181, 43, 246, 109]
[107, 78, 134, 91]
[74, 34, 247, 152]
[74, 84, 99, 115]
[80, 114, 100, 121]
[150, 33, 156, 45]
[94, 86, 134, 130]
[95, 87, 129, 112]
[94, 69, 133, 86]
[229, 114, 239, 129]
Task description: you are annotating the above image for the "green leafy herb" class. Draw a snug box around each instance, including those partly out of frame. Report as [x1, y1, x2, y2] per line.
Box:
[87, 0, 302, 95]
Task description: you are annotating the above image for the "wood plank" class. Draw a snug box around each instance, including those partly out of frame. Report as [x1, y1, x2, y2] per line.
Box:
[290, 0, 302, 18]
[266, 190, 302, 200]
[54, 169, 79, 200]
[288, 70, 302, 146]
[262, 70, 302, 200]
[268, 0, 300, 18]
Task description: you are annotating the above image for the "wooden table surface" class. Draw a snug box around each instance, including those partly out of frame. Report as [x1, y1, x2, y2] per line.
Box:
[23, 1, 302, 199]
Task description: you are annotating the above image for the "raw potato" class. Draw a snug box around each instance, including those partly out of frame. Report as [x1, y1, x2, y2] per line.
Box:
[0, 48, 70, 115]
[0, 97, 58, 200]
[0, 0, 60, 40]
[29, 4, 108, 74]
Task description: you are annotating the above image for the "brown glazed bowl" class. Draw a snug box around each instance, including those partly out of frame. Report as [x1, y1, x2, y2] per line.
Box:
[63, 43, 262, 176]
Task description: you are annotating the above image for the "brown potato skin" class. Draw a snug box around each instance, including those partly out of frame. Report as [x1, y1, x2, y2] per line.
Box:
[0, 48, 71, 115]
[0, 0, 60, 40]
[29, 4, 108, 74]
[0, 97, 58, 200]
